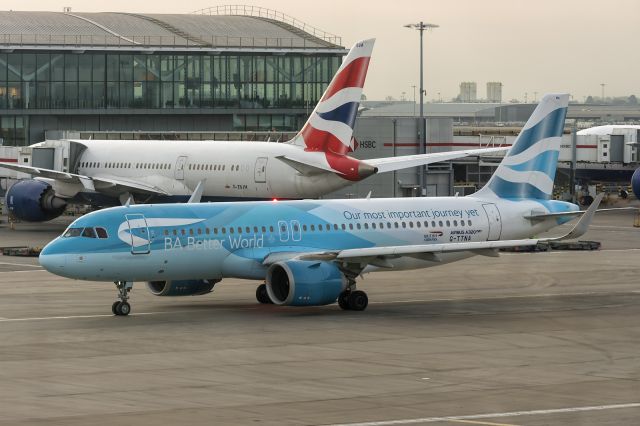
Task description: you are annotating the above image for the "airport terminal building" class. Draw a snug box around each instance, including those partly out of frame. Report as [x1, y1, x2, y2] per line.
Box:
[0, 6, 346, 146]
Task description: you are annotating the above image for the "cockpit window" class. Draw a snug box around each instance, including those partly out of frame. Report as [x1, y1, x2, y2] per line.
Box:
[63, 228, 83, 238]
[82, 227, 97, 238]
[95, 227, 108, 239]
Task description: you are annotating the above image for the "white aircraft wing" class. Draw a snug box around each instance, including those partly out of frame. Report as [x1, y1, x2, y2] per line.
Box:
[0, 162, 170, 196]
[366, 147, 508, 173]
[0, 162, 78, 182]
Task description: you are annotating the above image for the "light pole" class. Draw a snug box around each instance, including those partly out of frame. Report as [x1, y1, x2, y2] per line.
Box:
[405, 21, 439, 196]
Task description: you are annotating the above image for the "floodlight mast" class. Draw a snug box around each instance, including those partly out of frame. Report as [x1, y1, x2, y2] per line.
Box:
[404, 22, 439, 196]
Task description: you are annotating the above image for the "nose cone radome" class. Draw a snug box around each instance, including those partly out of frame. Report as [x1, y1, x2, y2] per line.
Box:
[39, 241, 66, 276]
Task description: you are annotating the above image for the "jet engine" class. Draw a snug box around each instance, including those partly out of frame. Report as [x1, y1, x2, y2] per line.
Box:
[632, 168, 640, 200]
[6, 180, 67, 222]
[265, 260, 347, 306]
[146, 279, 219, 296]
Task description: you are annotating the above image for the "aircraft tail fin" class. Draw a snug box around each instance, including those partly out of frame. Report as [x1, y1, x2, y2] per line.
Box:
[476, 93, 569, 200]
[289, 38, 375, 155]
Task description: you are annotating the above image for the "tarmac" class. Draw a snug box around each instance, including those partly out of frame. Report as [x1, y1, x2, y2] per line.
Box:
[0, 211, 639, 425]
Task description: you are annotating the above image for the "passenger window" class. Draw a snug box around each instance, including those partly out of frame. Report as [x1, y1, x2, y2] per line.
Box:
[333, 224, 338, 230]
[438, 221, 443, 227]
[453, 220, 458, 226]
[163, 229, 169, 236]
[63, 228, 83, 238]
[181, 229, 186, 235]
[254, 226, 258, 233]
[394, 222, 399, 229]
[197, 228, 202, 235]
[446, 220, 450, 227]
[222, 227, 226, 234]
[310, 224, 315, 231]
[416, 221, 420, 228]
[348, 224, 353, 230]
[356, 223, 361, 230]
[424, 221, 428, 227]
[173, 229, 177, 236]
[364, 223, 369, 230]
[96, 227, 108, 239]
[205, 228, 210, 235]
[189, 229, 194, 235]
[261, 226, 266, 232]
[269, 226, 274, 232]
[82, 227, 97, 238]
[432, 221, 436, 227]
[341, 224, 346, 230]
[238, 227, 242, 233]
[468, 220, 472, 226]
[246, 227, 250, 233]
[372, 223, 376, 229]
[401, 222, 406, 229]
[318, 224, 323, 231]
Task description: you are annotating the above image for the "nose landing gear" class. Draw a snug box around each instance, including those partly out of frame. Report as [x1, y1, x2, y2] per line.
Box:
[112, 281, 133, 316]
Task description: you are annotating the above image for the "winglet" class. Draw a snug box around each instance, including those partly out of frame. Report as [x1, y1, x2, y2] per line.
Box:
[543, 193, 604, 241]
[188, 180, 205, 204]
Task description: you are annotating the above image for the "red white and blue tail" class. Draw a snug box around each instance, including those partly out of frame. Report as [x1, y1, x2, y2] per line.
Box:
[290, 39, 375, 155]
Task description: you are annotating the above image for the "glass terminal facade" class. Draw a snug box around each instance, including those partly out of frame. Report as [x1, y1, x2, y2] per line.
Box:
[0, 52, 341, 146]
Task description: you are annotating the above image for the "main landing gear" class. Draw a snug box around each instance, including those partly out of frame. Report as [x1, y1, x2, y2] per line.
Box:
[112, 281, 133, 316]
[256, 283, 273, 304]
[338, 289, 369, 311]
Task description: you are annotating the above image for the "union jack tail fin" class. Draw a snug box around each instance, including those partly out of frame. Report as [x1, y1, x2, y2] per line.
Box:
[476, 93, 569, 200]
[289, 38, 375, 155]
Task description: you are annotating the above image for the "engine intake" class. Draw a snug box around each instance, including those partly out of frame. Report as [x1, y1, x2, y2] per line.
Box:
[632, 168, 640, 200]
[266, 260, 346, 306]
[6, 179, 67, 222]
[146, 279, 219, 296]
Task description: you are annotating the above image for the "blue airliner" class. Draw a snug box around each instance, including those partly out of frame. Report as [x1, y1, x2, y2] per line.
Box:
[39, 94, 601, 316]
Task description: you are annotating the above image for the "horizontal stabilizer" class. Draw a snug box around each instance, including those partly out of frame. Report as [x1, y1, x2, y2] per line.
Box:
[367, 147, 508, 173]
[275, 155, 342, 176]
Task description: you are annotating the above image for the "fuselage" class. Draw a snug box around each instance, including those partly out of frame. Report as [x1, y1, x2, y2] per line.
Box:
[55, 139, 350, 202]
[39, 195, 578, 283]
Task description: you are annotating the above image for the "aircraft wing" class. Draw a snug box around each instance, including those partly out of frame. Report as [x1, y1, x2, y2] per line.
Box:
[0, 162, 78, 182]
[366, 147, 508, 173]
[0, 162, 170, 196]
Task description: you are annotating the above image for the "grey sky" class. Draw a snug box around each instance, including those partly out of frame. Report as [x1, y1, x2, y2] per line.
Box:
[9, 0, 640, 102]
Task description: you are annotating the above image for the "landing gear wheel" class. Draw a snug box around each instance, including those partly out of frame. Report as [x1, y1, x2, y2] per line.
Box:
[338, 291, 351, 310]
[117, 301, 131, 316]
[348, 290, 368, 311]
[112, 281, 133, 316]
[256, 283, 272, 304]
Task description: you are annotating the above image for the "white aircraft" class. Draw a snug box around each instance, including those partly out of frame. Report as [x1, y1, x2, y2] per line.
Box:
[0, 39, 504, 222]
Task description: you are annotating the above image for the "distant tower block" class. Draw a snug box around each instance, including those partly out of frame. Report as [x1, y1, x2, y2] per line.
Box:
[487, 82, 503, 103]
[459, 82, 477, 102]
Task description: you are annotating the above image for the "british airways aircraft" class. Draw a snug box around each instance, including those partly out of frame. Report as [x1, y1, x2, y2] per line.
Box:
[40, 94, 597, 316]
[0, 38, 503, 222]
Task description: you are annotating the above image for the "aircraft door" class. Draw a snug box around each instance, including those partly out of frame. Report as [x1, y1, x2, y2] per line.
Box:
[482, 203, 502, 241]
[125, 213, 151, 254]
[254, 157, 267, 183]
[175, 156, 187, 180]
[277, 220, 289, 242]
[290, 220, 301, 242]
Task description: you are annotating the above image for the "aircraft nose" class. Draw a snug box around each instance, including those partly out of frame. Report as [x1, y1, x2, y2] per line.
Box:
[39, 241, 66, 275]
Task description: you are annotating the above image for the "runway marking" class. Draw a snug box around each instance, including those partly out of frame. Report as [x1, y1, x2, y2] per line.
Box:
[324, 402, 640, 426]
[448, 420, 518, 426]
[0, 261, 42, 268]
[0, 269, 47, 274]
[370, 290, 639, 305]
[0, 311, 171, 322]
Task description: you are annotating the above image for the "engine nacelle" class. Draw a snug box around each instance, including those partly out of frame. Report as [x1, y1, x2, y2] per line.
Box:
[632, 168, 640, 200]
[266, 260, 347, 306]
[146, 279, 219, 296]
[6, 179, 67, 222]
